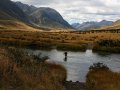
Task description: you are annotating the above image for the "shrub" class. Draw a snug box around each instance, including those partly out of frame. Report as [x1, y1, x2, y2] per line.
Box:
[89, 62, 109, 71]
[86, 63, 120, 90]
[0, 47, 67, 90]
[93, 39, 120, 53]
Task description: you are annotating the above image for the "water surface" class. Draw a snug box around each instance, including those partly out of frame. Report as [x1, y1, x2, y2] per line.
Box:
[28, 49, 120, 82]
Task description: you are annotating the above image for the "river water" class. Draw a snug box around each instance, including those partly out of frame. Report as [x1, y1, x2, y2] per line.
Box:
[28, 49, 120, 82]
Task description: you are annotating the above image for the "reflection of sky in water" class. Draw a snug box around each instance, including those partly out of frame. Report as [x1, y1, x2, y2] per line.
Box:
[28, 49, 120, 82]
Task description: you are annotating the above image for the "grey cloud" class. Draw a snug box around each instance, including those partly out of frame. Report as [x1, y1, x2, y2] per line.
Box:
[12, 0, 57, 5]
[79, 13, 120, 16]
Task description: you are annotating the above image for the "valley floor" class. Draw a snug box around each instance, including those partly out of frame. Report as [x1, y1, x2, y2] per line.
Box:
[0, 29, 120, 52]
[0, 28, 120, 90]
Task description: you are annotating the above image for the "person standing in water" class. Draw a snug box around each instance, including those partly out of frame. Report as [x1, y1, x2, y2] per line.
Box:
[64, 52, 68, 57]
[64, 52, 68, 62]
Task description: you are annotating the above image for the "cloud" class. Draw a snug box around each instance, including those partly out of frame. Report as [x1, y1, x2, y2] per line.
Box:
[12, 0, 57, 5]
[12, 0, 120, 23]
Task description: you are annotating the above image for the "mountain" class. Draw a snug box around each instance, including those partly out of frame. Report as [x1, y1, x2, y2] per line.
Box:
[15, 2, 37, 15]
[72, 20, 113, 31]
[99, 20, 120, 30]
[15, 2, 72, 29]
[0, 0, 29, 22]
[0, 0, 40, 30]
[72, 23, 81, 29]
[0, 0, 72, 30]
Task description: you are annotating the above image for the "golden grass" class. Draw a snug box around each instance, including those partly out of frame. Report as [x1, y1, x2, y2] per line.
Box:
[0, 29, 120, 51]
[86, 66, 120, 90]
[0, 20, 42, 31]
[0, 47, 67, 90]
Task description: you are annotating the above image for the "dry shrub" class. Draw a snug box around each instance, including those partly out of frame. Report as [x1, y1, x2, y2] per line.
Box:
[0, 47, 67, 90]
[86, 63, 120, 90]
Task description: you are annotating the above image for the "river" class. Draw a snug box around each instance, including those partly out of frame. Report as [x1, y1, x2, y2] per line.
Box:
[28, 49, 120, 82]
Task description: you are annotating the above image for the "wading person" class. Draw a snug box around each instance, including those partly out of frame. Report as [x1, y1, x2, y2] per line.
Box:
[64, 52, 67, 57]
[64, 52, 68, 62]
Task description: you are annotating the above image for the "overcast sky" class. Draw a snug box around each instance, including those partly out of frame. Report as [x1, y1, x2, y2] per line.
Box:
[12, 0, 120, 24]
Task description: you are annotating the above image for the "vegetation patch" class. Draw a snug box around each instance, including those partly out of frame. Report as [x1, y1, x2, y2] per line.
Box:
[0, 47, 67, 90]
[57, 43, 87, 52]
[93, 39, 120, 53]
[86, 63, 120, 90]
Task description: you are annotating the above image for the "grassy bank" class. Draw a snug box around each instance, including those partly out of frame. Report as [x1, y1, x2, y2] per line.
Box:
[86, 63, 120, 90]
[0, 30, 89, 51]
[0, 47, 67, 90]
[0, 30, 120, 52]
[56, 43, 87, 52]
[93, 40, 120, 53]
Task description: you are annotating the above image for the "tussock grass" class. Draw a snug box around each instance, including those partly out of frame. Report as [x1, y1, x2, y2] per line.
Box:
[57, 43, 87, 51]
[0, 47, 67, 90]
[86, 63, 120, 90]
[0, 30, 120, 51]
[93, 39, 120, 53]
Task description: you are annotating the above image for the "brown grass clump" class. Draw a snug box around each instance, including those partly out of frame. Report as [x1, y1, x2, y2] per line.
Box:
[86, 63, 120, 90]
[0, 47, 67, 90]
[93, 39, 120, 53]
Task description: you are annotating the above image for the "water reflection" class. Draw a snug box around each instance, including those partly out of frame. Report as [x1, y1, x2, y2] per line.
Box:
[64, 52, 68, 62]
[93, 51, 111, 57]
[64, 57, 67, 62]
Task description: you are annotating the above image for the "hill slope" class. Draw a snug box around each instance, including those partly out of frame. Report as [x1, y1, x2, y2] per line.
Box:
[15, 2, 72, 29]
[0, 0, 29, 22]
[0, 0, 40, 31]
[99, 20, 120, 30]
[0, 0, 72, 30]
[0, 20, 40, 31]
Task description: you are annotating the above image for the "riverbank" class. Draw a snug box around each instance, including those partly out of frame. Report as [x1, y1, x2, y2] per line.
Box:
[65, 81, 87, 90]
[86, 63, 120, 90]
[0, 47, 67, 90]
[0, 30, 120, 52]
[93, 39, 120, 53]
[0, 46, 120, 90]
[0, 46, 88, 90]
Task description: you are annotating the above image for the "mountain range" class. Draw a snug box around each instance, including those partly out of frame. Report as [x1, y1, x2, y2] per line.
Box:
[98, 20, 120, 30]
[0, 0, 72, 30]
[1, 0, 120, 31]
[0, 0, 36, 30]
[72, 20, 113, 31]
